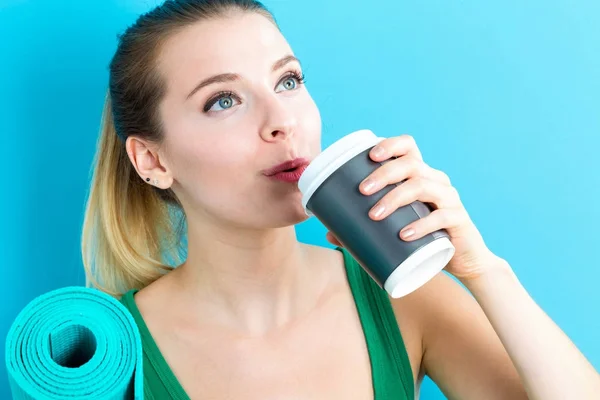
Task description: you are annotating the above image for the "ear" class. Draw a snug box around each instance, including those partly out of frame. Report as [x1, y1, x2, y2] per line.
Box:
[125, 136, 174, 189]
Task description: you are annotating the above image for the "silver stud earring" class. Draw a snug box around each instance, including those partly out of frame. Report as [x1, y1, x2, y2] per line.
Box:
[153, 179, 159, 186]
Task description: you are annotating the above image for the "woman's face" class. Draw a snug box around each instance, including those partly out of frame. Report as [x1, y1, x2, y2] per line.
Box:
[156, 12, 322, 228]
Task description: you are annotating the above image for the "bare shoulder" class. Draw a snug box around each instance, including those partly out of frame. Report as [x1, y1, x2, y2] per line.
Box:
[390, 272, 527, 399]
[299, 243, 346, 286]
[131, 270, 180, 326]
[388, 272, 471, 367]
[388, 271, 495, 358]
[301, 242, 344, 263]
[389, 271, 471, 324]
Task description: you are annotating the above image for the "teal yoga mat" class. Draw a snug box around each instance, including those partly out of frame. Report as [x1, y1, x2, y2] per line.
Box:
[5, 286, 143, 399]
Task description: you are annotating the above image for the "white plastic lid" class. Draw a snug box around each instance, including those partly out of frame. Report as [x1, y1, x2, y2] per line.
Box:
[384, 237, 456, 298]
[298, 129, 385, 215]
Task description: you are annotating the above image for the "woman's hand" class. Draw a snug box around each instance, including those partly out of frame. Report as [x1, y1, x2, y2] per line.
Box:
[325, 134, 505, 282]
[328, 134, 600, 400]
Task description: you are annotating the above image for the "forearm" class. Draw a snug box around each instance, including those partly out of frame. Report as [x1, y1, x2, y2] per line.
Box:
[462, 258, 600, 400]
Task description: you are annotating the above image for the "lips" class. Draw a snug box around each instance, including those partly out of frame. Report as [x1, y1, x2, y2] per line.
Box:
[263, 157, 310, 183]
[263, 158, 309, 176]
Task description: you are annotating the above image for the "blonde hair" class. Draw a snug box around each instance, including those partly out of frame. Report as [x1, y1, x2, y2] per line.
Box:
[81, 0, 276, 297]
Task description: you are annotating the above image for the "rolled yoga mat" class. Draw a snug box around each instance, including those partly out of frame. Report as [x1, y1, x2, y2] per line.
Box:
[5, 286, 143, 400]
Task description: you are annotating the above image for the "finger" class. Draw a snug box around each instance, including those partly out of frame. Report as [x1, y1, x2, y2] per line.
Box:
[360, 158, 451, 195]
[326, 231, 343, 247]
[426, 166, 452, 186]
[399, 207, 466, 241]
[370, 134, 423, 162]
[368, 177, 462, 220]
[360, 156, 421, 195]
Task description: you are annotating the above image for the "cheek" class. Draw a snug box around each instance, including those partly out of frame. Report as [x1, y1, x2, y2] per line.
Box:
[171, 136, 258, 198]
[170, 140, 258, 218]
[298, 90, 321, 122]
[189, 141, 249, 177]
[297, 92, 322, 151]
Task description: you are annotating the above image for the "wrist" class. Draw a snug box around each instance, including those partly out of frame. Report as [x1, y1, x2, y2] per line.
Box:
[458, 256, 517, 293]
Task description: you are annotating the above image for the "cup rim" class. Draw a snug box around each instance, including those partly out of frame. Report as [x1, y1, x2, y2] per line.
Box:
[299, 129, 385, 215]
[384, 237, 456, 298]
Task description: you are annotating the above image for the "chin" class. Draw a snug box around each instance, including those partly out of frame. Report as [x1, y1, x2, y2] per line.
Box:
[269, 200, 311, 228]
[292, 209, 311, 225]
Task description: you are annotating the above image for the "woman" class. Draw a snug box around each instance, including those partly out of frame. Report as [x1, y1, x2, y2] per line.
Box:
[81, 0, 600, 399]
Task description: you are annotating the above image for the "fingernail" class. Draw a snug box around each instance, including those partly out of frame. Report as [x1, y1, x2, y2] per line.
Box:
[400, 228, 415, 239]
[361, 178, 377, 193]
[371, 146, 385, 159]
[371, 203, 385, 218]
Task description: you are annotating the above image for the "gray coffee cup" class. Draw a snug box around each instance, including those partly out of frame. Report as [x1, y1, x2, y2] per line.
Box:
[299, 129, 455, 298]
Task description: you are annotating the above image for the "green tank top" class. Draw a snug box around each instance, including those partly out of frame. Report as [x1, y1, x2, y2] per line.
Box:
[119, 247, 414, 400]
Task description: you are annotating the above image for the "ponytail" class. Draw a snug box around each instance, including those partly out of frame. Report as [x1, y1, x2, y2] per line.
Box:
[81, 92, 185, 298]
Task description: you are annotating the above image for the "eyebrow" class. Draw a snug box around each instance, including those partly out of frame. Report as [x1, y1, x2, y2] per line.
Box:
[186, 54, 301, 100]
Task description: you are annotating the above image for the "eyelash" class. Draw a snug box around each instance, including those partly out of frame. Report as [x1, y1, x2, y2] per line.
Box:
[283, 69, 307, 86]
[202, 70, 307, 113]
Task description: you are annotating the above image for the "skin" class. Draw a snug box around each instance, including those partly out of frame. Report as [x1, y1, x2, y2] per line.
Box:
[125, 11, 600, 400]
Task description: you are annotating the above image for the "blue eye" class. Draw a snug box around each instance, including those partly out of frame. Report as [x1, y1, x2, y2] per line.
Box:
[275, 71, 305, 93]
[279, 77, 296, 91]
[216, 96, 234, 109]
[204, 92, 240, 113]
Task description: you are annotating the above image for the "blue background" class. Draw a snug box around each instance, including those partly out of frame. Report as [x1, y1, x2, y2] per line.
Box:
[1, 0, 599, 398]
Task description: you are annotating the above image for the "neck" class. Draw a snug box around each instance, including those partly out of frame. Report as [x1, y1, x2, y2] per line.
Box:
[175, 217, 328, 337]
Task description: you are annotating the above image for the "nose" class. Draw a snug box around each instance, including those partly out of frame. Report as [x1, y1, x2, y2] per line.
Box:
[258, 95, 298, 143]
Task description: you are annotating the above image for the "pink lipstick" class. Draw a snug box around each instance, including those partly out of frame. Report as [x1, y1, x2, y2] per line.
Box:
[263, 158, 310, 183]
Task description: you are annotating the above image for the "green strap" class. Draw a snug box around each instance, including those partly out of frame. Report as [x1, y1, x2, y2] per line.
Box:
[338, 247, 415, 400]
[120, 290, 189, 400]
